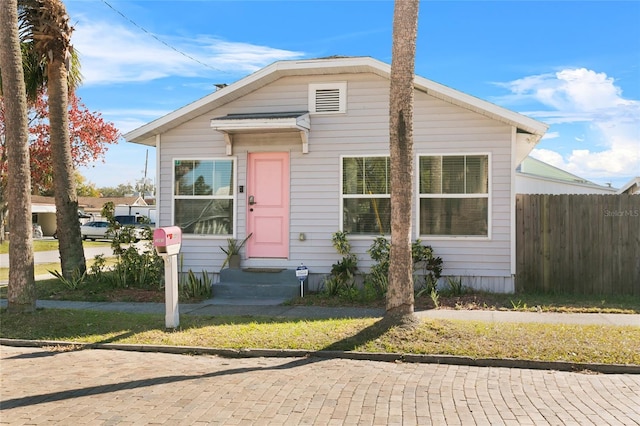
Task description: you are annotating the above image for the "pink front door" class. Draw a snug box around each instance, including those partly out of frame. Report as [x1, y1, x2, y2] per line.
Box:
[247, 152, 290, 258]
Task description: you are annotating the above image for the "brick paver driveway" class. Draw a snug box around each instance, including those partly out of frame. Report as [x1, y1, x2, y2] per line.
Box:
[1, 345, 639, 425]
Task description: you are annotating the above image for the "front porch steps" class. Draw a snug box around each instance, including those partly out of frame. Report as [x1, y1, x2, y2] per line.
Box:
[212, 268, 303, 300]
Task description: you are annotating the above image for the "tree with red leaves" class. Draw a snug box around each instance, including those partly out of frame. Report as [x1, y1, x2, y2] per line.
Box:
[0, 90, 119, 243]
[0, 89, 120, 195]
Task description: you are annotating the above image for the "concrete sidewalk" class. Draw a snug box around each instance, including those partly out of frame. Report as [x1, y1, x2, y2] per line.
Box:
[1, 298, 638, 326]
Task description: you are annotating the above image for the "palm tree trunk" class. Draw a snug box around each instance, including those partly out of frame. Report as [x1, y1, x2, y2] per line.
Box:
[0, 0, 36, 312]
[48, 58, 86, 278]
[386, 0, 420, 318]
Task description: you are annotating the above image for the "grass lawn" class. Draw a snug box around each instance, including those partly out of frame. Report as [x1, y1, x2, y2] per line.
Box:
[0, 239, 112, 254]
[1, 308, 638, 366]
[0, 241, 115, 282]
[2, 243, 638, 366]
[0, 258, 120, 283]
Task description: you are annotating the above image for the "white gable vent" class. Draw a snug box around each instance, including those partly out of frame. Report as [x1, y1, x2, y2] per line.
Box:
[309, 82, 347, 114]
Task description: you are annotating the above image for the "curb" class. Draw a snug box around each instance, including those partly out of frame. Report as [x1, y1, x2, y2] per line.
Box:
[2, 338, 638, 375]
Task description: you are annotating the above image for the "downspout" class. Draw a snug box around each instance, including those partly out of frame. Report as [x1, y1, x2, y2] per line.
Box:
[155, 134, 161, 226]
[510, 127, 517, 292]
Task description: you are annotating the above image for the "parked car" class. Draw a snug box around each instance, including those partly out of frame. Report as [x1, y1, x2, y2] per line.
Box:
[80, 221, 113, 241]
[80, 221, 144, 242]
[53, 211, 93, 239]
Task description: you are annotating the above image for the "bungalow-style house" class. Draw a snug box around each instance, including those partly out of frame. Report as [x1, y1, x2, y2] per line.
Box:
[515, 156, 617, 195]
[30, 195, 148, 237]
[125, 56, 548, 293]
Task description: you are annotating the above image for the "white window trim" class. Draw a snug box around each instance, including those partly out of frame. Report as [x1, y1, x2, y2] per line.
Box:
[415, 152, 492, 241]
[172, 157, 238, 240]
[339, 154, 391, 238]
[309, 82, 347, 114]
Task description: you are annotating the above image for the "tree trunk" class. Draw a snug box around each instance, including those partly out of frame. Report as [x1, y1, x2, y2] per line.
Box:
[386, 0, 420, 319]
[47, 59, 87, 278]
[0, 0, 37, 312]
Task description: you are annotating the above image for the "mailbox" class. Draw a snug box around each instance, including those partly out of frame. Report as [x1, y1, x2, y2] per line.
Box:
[153, 226, 182, 256]
[154, 226, 182, 328]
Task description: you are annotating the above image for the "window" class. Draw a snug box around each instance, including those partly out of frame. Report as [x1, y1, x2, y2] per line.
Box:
[309, 82, 347, 114]
[342, 156, 391, 235]
[419, 155, 489, 236]
[174, 159, 234, 235]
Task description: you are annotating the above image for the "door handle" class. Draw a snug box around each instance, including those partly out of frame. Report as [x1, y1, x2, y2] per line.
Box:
[248, 195, 257, 205]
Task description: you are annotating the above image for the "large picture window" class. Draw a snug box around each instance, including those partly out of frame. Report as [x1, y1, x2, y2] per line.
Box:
[419, 155, 489, 236]
[174, 159, 234, 235]
[342, 156, 391, 235]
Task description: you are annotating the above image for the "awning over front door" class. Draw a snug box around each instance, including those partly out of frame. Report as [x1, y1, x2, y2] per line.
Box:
[211, 111, 311, 155]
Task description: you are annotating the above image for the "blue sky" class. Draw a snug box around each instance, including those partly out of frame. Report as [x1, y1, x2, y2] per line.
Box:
[67, 0, 640, 190]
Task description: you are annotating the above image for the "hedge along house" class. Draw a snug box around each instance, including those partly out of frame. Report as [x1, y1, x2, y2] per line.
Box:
[125, 57, 548, 294]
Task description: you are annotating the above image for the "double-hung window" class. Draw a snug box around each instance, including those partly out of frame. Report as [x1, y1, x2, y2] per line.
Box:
[419, 154, 489, 237]
[173, 159, 235, 235]
[341, 156, 391, 235]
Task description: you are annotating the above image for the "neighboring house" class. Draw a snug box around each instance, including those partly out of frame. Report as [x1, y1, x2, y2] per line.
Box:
[77, 195, 149, 219]
[30, 195, 148, 236]
[617, 177, 640, 195]
[515, 156, 617, 195]
[30, 197, 57, 237]
[125, 56, 548, 293]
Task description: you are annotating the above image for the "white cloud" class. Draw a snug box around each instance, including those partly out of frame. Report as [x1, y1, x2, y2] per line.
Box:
[541, 131, 559, 140]
[199, 38, 303, 72]
[498, 68, 640, 184]
[71, 20, 304, 85]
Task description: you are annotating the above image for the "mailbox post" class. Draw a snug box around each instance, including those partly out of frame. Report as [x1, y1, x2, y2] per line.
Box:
[153, 227, 182, 328]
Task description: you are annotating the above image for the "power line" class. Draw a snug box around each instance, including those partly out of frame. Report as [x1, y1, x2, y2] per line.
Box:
[100, 0, 225, 73]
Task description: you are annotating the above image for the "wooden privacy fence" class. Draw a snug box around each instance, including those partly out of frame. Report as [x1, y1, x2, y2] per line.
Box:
[515, 194, 640, 295]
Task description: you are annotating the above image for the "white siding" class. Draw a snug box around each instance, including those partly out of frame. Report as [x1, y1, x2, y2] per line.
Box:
[155, 72, 517, 292]
[412, 92, 514, 292]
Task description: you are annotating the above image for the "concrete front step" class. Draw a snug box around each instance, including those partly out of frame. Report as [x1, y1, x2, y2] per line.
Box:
[214, 268, 304, 299]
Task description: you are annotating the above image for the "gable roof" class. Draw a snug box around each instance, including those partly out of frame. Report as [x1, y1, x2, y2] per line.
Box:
[516, 156, 617, 193]
[124, 56, 548, 146]
[617, 177, 640, 195]
[518, 157, 595, 184]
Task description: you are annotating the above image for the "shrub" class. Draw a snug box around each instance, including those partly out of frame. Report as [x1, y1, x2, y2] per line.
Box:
[412, 240, 443, 298]
[364, 236, 390, 298]
[49, 268, 86, 290]
[321, 231, 359, 298]
[367, 237, 443, 300]
[92, 202, 164, 290]
[443, 276, 466, 296]
[180, 269, 212, 299]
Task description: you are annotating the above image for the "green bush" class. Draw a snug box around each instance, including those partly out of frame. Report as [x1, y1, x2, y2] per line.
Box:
[443, 276, 466, 296]
[179, 269, 212, 299]
[363, 268, 388, 299]
[89, 202, 164, 290]
[365, 236, 390, 298]
[412, 240, 443, 287]
[320, 232, 444, 304]
[48, 268, 86, 290]
[319, 231, 360, 300]
[321, 275, 343, 297]
[367, 237, 443, 300]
